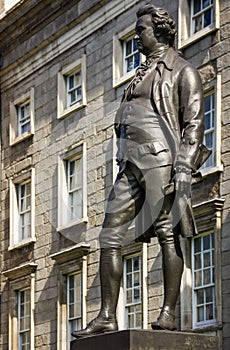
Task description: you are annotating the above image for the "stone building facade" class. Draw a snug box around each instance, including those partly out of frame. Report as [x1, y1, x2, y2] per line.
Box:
[0, 0, 229, 349]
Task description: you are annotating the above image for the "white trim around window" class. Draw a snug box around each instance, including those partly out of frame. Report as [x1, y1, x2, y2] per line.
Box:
[113, 24, 143, 88]
[57, 55, 87, 119]
[50, 244, 89, 350]
[57, 143, 87, 231]
[3, 263, 37, 350]
[9, 88, 35, 146]
[178, 0, 220, 49]
[9, 168, 36, 250]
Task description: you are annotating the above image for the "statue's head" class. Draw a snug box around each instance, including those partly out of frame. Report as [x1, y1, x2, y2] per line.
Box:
[136, 4, 176, 48]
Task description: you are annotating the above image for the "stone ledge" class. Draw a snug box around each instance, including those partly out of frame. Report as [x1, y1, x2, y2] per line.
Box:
[70, 329, 219, 350]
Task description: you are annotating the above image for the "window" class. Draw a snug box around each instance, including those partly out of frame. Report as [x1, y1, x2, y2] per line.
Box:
[190, 0, 214, 35]
[10, 88, 35, 145]
[2, 263, 37, 350]
[18, 289, 31, 350]
[201, 74, 222, 174]
[57, 55, 86, 119]
[178, 0, 219, 49]
[180, 198, 224, 331]
[123, 254, 142, 329]
[50, 244, 89, 350]
[10, 168, 35, 249]
[66, 71, 82, 108]
[67, 273, 82, 344]
[192, 233, 215, 328]
[203, 92, 215, 169]
[113, 25, 142, 87]
[58, 144, 87, 231]
[123, 36, 140, 75]
[18, 181, 32, 241]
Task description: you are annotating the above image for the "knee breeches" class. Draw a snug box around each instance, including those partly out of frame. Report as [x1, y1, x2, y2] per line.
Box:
[99, 163, 175, 248]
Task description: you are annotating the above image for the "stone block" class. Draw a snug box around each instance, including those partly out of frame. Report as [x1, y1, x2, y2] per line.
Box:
[70, 330, 219, 350]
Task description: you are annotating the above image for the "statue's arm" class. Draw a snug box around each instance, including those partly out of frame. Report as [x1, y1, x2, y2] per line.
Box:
[175, 64, 204, 173]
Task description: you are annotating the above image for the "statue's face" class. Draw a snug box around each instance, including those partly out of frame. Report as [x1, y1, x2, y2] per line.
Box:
[134, 14, 158, 56]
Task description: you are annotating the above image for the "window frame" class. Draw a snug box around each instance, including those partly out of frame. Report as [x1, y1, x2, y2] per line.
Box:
[3, 263, 37, 350]
[113, 24, 143, 88]
[9, 168, 36, 250]
[57, 55, 87, 119]
[67, 272, 82, 345]
[178, 0, 220, 49]
[123, 253, 143, 330]
[57, 143, 87, 232]
[201, 74, 222, 176]
[9, 88, 35, 146]
[18, 288, 31, 350]
[192, 231, 216, 328]
[117, 244, 148, 330]
[50, 244, 89, 350]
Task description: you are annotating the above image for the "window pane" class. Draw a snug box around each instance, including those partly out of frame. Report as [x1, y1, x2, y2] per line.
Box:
[197, 306, 204, 322]
[204, 252, 211, 267]
[136, 311, 142, 328]
[197, 289, 204, 304]
[134, 288, 140, 300]
[195, 270, 202, 287]
[206, 287, 213, 303]
[195, 15, 202, 32]
[126, 259, 132, 273]
[203, 235, 210, 250]
[205, 132, 213, 149]
[206, 304, 214, 320]
[128, 312, 134, 328]
[203, 268, 211, 285]
[202, 0, 210, 9]
[195, 254, 202, 269]
[126, 39, 132, 55]
[204, 9, 212, 27]
[194, 237, 201, 253]
[194, 1, 201, 14]
[126, 289, 132, 304]
[134, 53, 140, 69]
[127, 274, 132, 288]
[133, 257, 140, 271]
[126, 56, 134, 72]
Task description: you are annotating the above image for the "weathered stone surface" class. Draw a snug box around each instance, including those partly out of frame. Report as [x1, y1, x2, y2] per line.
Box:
[70, 330, 219, 350]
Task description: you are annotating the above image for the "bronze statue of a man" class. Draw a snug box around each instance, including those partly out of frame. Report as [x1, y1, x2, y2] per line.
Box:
[72, 4, 209, 338]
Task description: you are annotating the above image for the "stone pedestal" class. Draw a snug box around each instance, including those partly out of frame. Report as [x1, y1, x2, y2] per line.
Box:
[70, 330, 219, 350]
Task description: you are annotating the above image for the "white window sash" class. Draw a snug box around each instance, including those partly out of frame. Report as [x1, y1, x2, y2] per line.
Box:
[67, 273, 82, 347]
[18, 289, 31, 350]
[192, 233, 216, 328]
[123, 254, 142, 329]
[58, 143, 87, 230]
